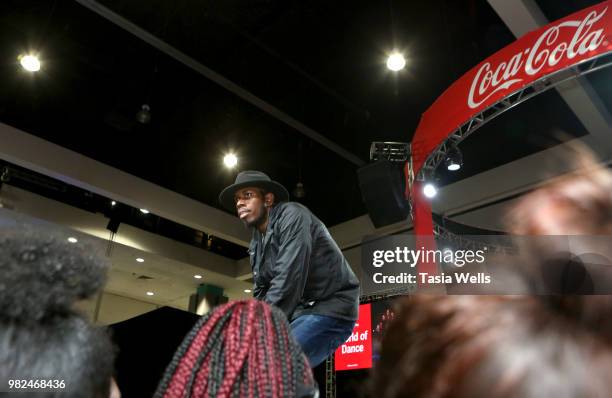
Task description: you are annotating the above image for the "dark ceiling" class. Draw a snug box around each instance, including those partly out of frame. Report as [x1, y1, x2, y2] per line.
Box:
[0, 0, 607, 234]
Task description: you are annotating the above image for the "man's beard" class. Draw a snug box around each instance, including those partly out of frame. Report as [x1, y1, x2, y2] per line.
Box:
[244, 203, 267, 229]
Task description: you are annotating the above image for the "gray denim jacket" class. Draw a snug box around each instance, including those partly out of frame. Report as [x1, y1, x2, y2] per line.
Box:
[249, 202, 359, 321]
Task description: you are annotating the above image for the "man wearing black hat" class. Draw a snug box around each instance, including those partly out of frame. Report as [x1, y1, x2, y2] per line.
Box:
[220, 171, 360, 367]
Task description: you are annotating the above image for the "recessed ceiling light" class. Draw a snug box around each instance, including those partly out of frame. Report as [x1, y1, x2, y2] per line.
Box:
[194, 274, 203, 279]
[67, 237, 78, 243]
[223, 153, 238, 168]
[136, 258, 145, 263]
[140, 209, 149, 214]
[386, 52, 406, 71]
[244, 289, 252, 293]
[19, 54, 41, 72]
[146, 291, 154, 296]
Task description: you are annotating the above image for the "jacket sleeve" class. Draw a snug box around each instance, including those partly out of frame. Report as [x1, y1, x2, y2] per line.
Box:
[264, 204, 312, 318]
[253, 283, 265, 300]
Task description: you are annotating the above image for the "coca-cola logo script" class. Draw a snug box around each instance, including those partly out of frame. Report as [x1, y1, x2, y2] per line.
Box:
[468, 7, 608, 109]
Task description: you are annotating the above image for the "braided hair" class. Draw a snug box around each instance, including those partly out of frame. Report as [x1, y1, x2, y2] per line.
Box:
[155, 300, 316, 398]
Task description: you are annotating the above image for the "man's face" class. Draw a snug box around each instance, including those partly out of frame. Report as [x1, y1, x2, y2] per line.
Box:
[235, 187, 267, 228]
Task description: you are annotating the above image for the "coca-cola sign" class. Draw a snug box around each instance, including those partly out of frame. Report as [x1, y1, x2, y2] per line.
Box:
[411, 1, 612, 238]
[468, 6, 608, 108]
[411, 1, 612, 176]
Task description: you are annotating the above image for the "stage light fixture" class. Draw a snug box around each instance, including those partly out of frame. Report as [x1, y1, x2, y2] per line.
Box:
[244, 289, 252, 293]
[194, 274, 202, 279]
[447, 163, 460, 171]
[19, 54, 41, 72]
[136, 104, 151, 124]
[67, 237, 78, 243]
[445, 146, 463, 171]
[386, 52, 406, 71]
[136, 257, 145, 263]
[111, 200, 116, 206]
[223, 153, 238, 168]
[423, 183, 437, 198]
[146, 291, 154, 296]
[140, 208, 150, 214]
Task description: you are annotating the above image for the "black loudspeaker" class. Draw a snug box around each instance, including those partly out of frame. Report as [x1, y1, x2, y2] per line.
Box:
[357, 160, 410, 228]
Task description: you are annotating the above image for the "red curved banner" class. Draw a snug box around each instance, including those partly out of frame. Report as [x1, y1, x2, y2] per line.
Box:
[411, 1, 612, 239]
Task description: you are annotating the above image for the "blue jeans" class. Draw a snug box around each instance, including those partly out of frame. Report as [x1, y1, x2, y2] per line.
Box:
[290, 314, 356, 367]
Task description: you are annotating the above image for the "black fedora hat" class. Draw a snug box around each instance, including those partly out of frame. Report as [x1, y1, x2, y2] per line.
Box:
[219, 171, 289, 211]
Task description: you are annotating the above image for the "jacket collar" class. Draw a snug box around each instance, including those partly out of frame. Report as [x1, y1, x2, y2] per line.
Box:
[252, 202, 285, 250]
[267, 202, 283, 223]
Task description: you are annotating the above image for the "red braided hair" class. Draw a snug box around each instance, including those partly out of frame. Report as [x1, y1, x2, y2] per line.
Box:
[155, 300, 315, 398]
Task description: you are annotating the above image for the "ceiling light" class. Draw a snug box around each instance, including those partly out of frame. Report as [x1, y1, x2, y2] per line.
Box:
[146, 291, 154, 296]
[140, 209, 149, 214]
[423, 183, 437, 198]
[445, 146, 463, 171]
[67, 237, 78, 243]
[194, 274, 202, 279]
[136, 104, 151, 124]
[223, 153, 238, 168]
[136, 258, 145, 263]
[19, 54, 41, 72]
[111, 200, 116, 206]
[244, 289, 252, 293]
[386, 53, 406, 71]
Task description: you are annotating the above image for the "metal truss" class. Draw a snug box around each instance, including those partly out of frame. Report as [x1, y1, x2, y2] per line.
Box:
[369, 141, 411, 162]
[360, 286, 415, 303]
[407, 51, 612, 226]
[433, 222, 516, 255]
[325, 355, 336, 398]
[415, 51, 612, 182]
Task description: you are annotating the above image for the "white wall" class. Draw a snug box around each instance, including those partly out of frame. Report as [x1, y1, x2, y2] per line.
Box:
[75, 292, 160, 325]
